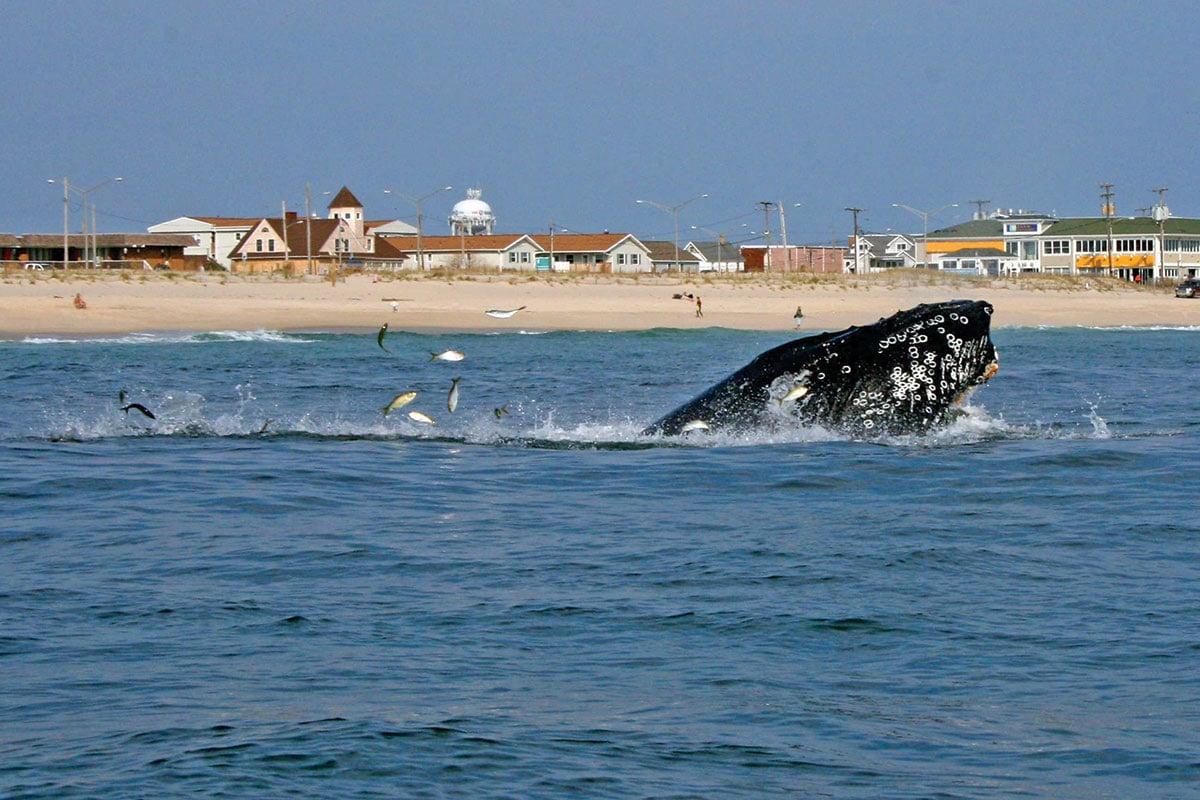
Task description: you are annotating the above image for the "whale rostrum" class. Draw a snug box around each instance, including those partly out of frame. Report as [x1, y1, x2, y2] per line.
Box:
[644, 300, 998, 437]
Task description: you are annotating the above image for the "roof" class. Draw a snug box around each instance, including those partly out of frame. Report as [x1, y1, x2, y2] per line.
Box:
[1043, 217, 1200, 236]
[185, 216, 264, 228]
[400, 234, 528, 252]
[231, 217, 345, 257]
[19, 233, 196, 247]
[687, 241, 745, 262]
[528, 233, 638, 253]
[642, 240, 700, 263]
[927, 219, 1005, 238]
[328, 186, 362, 209]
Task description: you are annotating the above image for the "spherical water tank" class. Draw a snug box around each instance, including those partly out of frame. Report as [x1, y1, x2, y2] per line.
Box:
[448, 188, 495, 235]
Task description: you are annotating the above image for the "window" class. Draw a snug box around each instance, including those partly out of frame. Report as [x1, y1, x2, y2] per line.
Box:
[631, 253, 640, 265]
[1043, 240, 1070, 254]
[1115, 238, 1153, 253]
[255, 239, 263, 252]
[268, 239, 275, 252]
[617, 253, 627, 265]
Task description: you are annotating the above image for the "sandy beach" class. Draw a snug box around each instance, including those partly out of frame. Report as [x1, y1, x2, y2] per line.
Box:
[1, 269, 1196, 337]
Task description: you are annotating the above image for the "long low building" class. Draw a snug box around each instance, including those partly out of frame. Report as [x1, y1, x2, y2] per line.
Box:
[1, 233, 202, 270]
[923, 210, 1200, 282]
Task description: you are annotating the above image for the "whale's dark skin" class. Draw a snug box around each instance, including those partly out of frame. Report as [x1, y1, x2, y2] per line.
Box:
[643, 299, 998, 437]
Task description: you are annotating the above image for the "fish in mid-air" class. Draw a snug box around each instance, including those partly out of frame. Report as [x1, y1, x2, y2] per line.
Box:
[377, 323, 390, 352]
[431, 349, 465, 362]
[679, 419, 710, 433]
[485, 306, 526, 319]
[381, 391, 418, 416]
[493, 404, 510, 419]
[407, 410, 436, 425]
[778, 384, 810, 405]
[121, 403, 156, 420]
[447, 377, 460, 413]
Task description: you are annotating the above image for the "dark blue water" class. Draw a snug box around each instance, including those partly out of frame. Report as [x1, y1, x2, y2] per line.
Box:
[2, 324, 1199, 799]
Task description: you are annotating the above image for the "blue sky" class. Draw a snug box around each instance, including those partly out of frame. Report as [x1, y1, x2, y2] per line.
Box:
[4, 0, 1198, 246]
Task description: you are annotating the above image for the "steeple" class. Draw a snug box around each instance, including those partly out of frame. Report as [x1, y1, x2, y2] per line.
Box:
[327, 186, 364, 237]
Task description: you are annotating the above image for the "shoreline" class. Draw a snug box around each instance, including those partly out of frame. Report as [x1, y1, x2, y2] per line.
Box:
[1, 270, 1197, 338]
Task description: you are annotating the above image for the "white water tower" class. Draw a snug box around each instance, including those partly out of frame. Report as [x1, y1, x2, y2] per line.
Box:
[448, 188, 496, 235]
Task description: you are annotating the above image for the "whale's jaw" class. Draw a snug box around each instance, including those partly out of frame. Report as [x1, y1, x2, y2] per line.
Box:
[644, 300, 998, 438]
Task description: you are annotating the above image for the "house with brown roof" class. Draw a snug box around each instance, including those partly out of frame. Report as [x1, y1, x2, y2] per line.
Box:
[371, 232, 652, 272]
[1, 233, 204, 271]
[642, 240, 701, 272]
[147, 215, 263, 270]
[148, 186, 417, 271]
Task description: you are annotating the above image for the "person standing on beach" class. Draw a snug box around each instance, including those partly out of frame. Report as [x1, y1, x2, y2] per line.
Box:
[695, 296, 703, 317]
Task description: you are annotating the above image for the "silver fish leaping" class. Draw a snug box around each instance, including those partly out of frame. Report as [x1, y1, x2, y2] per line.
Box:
[381, 391, 418, 416]
[778, 385, 810, 405]
[431, 349, 465, 362]
[447, 377, 461, 413]
[679, 419, 710, 433]
[407, 410, 436, 425]
[485, 306, 526, 319]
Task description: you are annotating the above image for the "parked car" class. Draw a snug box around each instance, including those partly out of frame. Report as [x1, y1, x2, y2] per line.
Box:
[24, 262, 46, 270]
[1175, 279, 1200, 298]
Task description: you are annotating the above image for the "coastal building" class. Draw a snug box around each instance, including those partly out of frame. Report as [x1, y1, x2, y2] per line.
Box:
[685, 240, 744, 272]
[1, 232, 198, 270]
[642, 240, 702, 272]
[372, 232, 652, 273]
[147, 215, 263, 270]
[924, 209, 1200, 282]
[838, 235, 916, 272]
[743, 245, 847, 273]
[148, 187, 424, 272]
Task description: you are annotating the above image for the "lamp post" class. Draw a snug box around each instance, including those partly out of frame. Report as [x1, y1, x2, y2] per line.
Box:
[891, 202, 957, 268]
[385, 185, 453, 271]
[48, 176, 122, 268]
[637, 192, 708, 271]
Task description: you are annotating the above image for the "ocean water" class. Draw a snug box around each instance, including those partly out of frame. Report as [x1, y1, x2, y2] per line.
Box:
[2, 321, 1199, 799]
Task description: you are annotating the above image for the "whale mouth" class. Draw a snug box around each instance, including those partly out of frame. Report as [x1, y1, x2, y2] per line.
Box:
[644, 300, 999, 438]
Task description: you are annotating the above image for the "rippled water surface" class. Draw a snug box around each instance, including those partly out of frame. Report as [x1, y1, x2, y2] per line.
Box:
[2, 324, 1199, 798]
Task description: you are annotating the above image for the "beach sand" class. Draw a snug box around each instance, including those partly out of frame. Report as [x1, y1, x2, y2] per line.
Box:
[1, 269, 1196, 337]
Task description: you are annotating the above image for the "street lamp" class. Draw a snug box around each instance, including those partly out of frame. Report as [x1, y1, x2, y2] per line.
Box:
[637, 192, 708, 271]
[48, 176, 123, 268]
[891, 202, 958, 268]
[385, 185, 453, 271]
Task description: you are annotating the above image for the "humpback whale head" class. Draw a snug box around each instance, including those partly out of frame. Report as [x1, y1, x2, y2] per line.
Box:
[644, 299, 998, 438]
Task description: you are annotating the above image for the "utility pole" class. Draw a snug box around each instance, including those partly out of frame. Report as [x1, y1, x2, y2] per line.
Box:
[759, 201, 775, 271]
[305, 183, 314, 276]
[1100, 183, 1115, 276]
[282, 200, 290, 269]
[1152, 187, 1168, 285]
[844, 207, 863, 273]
